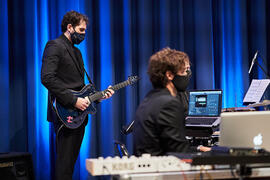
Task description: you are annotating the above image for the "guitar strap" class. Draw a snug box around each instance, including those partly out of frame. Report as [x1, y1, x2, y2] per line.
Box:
[83, 66, 95, 88]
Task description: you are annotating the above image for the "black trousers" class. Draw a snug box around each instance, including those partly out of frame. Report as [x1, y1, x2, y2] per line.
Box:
[53, 120, 87, 180]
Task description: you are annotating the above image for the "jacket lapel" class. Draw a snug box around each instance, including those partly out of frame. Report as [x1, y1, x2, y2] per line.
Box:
[59, 37, 84, 79]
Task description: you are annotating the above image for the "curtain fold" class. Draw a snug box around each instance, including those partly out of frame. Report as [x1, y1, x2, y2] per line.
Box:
[1, 0, 270, 179]
[0, 0, 9, 153]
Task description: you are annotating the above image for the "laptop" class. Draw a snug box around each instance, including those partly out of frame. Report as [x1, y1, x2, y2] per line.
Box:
[185, 90, 222, 127]
[219, 111, 270, 151]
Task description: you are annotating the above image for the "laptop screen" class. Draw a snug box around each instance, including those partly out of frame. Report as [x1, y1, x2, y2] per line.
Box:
[188, 90, 222, 117]
[220, 111, 270, 151]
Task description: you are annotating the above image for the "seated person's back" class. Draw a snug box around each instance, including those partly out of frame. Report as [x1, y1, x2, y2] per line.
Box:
[133, 48, 194, 156]
[133, 88, 190, 156]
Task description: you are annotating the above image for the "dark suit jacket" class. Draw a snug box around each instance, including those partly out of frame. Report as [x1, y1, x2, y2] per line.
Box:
[41, 34, 85, 123]
[133, 88, 191, 156]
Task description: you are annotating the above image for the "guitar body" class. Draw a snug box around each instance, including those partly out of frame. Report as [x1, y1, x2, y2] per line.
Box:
[55, 84, 97, 129]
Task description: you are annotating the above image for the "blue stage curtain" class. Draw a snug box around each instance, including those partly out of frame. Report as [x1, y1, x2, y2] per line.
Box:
[0, 0, 9, 153]
[0, 0, 270, 179]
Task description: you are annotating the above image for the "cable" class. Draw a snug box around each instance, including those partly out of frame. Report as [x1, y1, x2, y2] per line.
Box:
[178, 161, 188, 180]
[195, 166, 213, 180]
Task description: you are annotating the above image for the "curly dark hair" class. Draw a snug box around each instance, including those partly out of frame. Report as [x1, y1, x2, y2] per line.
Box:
[148, 47, 190, 88]
[61, 10, 89, 33]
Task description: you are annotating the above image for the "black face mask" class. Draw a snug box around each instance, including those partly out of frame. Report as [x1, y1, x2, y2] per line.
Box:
[70, 28, 85, 44]
[172, 71, 191, 92]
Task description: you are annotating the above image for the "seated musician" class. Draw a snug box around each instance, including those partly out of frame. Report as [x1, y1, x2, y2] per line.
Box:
[133, 48, 210, 156]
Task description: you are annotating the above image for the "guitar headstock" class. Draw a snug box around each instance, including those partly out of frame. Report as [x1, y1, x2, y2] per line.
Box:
[128, 76, 140, 84]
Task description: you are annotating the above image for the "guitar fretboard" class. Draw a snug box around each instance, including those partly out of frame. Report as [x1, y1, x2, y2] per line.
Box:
[111, 80, 131, 91]
[89, 79, 134, 102]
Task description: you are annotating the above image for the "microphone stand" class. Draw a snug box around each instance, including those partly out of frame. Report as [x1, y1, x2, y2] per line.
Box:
[254, 60, 270, 79]
[249, 52, 270, 110]
[255, 54, 270, 110]
[252, 52, 270, 79]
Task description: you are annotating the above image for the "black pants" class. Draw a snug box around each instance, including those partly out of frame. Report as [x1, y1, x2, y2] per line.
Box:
[53, 121, 86, 180]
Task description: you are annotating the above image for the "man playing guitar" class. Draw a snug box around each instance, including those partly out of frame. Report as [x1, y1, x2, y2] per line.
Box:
[41, 10, 114, 180]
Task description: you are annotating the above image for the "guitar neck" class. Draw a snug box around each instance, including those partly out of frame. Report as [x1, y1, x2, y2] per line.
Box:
[111, 80, 131, 91]
[89, 80, 132, 102]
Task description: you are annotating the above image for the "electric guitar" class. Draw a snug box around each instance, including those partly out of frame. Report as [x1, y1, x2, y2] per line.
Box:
[53, 76, 139, 129]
